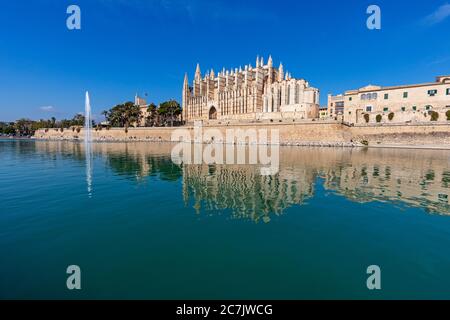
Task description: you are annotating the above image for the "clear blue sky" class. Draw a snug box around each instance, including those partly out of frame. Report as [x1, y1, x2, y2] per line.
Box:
[0, 0, 449, 121]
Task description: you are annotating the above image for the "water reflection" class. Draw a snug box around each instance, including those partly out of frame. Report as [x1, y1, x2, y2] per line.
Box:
[85, 92, 93, 197]
[32, 141, 450, 219]
[182, 164, 314, 222]
[104, 143, 182, 182]
[85, 141, 93, 197]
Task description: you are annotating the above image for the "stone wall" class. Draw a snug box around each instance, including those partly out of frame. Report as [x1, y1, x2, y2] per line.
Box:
[350, 123, 450, 146]
[34, 127, 175, 142]
[34, 121, 450, 148]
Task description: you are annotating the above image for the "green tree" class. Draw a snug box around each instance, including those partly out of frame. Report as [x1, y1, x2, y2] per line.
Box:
[388, 112, 395, 121]
[145, 103, 158, 127]
[71, 113, 85, 126]
[3, 125, 16, 135]
[158, 100, 181, 127]
[364, 113, 370, 123]
[430, 111, 439, 121]
[0, 122, 14, 134]
[15, 118, 34, 136]
[376, 114, 382, 123]
[106, 102, 141, 130]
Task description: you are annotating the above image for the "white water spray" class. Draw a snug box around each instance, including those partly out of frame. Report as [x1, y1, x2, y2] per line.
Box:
[85, 91, 93, 197]
[85, 91, 92, 143]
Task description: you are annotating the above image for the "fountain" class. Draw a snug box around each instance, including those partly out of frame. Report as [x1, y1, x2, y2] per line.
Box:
[85, 91, 93, 197]
[85, 91, 92, 143]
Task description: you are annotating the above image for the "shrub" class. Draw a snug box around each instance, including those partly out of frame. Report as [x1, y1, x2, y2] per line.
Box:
[388, 112, 395, 121]
[363, 113, 370, 123]
[376, 114, 382, 123]
[430, 111, 439, 121]
[72, 127, 75, 132]
[76, 127, 81, 133]
[60, 128, 64, 132]
[124, 128, 128, 134]
[361, 140, 369, 146]
[446, 110, 450, 121]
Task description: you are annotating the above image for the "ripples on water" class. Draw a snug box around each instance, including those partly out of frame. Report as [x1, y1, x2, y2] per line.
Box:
[1, 139, 450, 299]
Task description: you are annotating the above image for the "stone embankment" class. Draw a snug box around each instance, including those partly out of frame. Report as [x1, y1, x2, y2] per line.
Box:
[34, 121, 450, 149]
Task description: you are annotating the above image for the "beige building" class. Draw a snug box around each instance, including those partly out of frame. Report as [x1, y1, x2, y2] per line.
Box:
[182, 56, 319, 123]
[134, 94, 150, 127]
[327, 94, 345, 120]
[329, 75, 450, 124]
[318, 107, 328, 119]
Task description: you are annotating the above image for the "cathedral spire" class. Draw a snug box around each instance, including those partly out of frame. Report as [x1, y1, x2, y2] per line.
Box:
[183, 73, 189, 88]
[182, 73, 189, 121]
[267, 55, 274, 85]
[256, 55, 260, 68]
[195, 63, 201, 81]
[278, 62, 284, 82]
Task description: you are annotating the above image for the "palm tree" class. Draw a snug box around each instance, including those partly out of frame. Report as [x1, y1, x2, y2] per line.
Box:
[122, 102, 142, 131]
[71, 113, 85, 126]
[146, 103, 158, 127]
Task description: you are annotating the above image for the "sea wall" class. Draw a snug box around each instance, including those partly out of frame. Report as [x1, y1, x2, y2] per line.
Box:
[34, 121, 450, 148]
[350, 123, 450, 147]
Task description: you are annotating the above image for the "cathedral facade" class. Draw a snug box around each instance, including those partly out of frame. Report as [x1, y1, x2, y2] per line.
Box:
[182, 56, 320, 123]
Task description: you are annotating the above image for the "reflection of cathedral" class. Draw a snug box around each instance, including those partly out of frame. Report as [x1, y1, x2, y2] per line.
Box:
[180, 148, 450, 219]
[33, 141, 450, 220]
[181, 165, 315, 223]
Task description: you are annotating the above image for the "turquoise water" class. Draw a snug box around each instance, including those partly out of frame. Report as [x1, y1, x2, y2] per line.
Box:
[1, 139, 450, 299]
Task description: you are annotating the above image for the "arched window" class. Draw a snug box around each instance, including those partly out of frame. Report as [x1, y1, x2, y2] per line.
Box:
[209, 106, 217, 120]
[295, 84, 300, 104]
